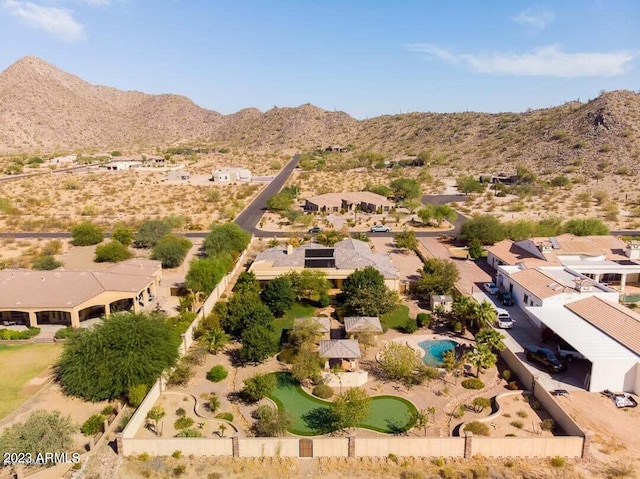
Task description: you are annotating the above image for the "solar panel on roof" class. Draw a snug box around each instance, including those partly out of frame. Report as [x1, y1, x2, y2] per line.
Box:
[549, 237, 561, 249]
[304, 258, 336, 268]
[305, 249, 335, 258]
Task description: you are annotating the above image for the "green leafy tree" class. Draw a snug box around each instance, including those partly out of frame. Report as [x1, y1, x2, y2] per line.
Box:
[151, 234, 192, 268]
[184, 255, 231, 294]
[286, 270, 330, 301]
[460, 215, 507, 245]
[332, 387, 371, 430]
[204, 223, 251, 258]
[32, 255, 63, 270]
[456, 175, 485, 194]
[220, 292, 274, 337]
[233, 271, 261, 295]
[365, 183, 392, 197]
[146, 406, 165, 436]
[240, 324, 279, 363]
[241, 373, 277, 402]
[266, 192, 294, 211]
[468, 238, 484, 259]
[57, 312, 181, 401]
[316, 230, 345, 246]
[252, 405, 294, 437]
[390, 178, 421, 200]
[418, 204, 457, 226]
[410, 258, 460, 298]
[563, 218, 610, 236]
[71, 221, 104, 246]
[134, 219, 172, 248]
[261, 277, 295, 317]
[472, 397, 491, 413]
[94, 240, 132, 263]
[111, 224, 134, 246]
[291, 349, 323, 384]
[289, 318, 323, 351]
[394, 230, 417, 252]
[465, 345, 497, 378]
[340, 266, 398, 316]
[0, 410, 75, 459]
[378, 342, 427, 387]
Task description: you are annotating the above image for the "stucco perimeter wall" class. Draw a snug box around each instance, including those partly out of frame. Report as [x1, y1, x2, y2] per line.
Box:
[121, 438, 233, 457]
[354, 438, 465, 457]
[237, 438, 300, 458]
[472, 437, 583, 458]
[122, 379, 163, 439]
[533, 386, 586, 438]
[312, 438, 349, 457]
[500, 347, 535, 391]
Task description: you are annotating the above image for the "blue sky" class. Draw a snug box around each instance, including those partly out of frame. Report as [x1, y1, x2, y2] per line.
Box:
[1, 1, 638, 118]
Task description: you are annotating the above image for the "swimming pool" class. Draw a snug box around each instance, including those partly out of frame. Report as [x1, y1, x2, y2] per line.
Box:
[419, 339, 458, 366]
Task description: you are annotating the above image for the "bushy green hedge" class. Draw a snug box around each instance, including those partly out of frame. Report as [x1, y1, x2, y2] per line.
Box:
[0, 327, 41, 340]
[464, 421, 490, 436]
[312, 384, 334, 399]
[416, 313, 432, 328]
[54, 326, 76, 340]
[174, 416, 194, 430]
[461, 378, 485, 390]
[81, 414, 105, 436]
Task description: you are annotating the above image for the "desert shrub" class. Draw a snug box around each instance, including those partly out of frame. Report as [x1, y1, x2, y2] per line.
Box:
[54, 326, 76, 340]
[81, 414, 105, 436]
[501, 369, 512, 381]
[174, 416, 194, 430]
[507, 381, 520, 390]
[0, 327, 40, 340]
[175, 428, 202, 438]
[549, 456, 565, 468]
[416, 313, 431, 328]
[151, 234, 192, 268]
[167, 363, 194, 386]
[70, 221, 104, 246]
[312, 384, 334, 399]
[540, 419, 555, 431]
[463, 421, 490, 436]
[206, 365, 228, 382]
[510, 421, 523, 429]
[516, 410, 527, 418]
[453, 322, 462, 333]
[128, 384, 149, 407]
[101, 405, 116, 416]
[32, 255, 62, 270]
[94, 240, 132, 263]
[175, 408, 186, 417]
[399, 318, 418, 334]
[461, 378, 485, 390]
[216, 412, 233, 422]
[278, 348, 296, 364]
[172, 465, 186, 477]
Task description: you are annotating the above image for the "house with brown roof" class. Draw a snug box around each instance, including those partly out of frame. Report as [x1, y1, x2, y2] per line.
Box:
[488, 235, 640, 292]
[0, 259, 161, 328]
[526, 296, 640, 393]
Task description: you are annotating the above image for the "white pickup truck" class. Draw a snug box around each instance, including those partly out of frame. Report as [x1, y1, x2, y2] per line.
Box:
[557, 341, 586, 362]
[496, 308, 514, 329]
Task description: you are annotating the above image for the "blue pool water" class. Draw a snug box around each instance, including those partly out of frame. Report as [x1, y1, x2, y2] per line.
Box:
[419, 339, 458, 366]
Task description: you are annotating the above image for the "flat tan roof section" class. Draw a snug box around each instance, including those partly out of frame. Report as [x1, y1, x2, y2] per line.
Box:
[565, 296, 640, 356]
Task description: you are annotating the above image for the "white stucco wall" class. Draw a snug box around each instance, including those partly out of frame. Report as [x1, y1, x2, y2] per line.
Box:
[590, 358, 639, 393]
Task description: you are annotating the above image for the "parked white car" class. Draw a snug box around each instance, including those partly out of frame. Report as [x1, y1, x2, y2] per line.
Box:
[370, 224, 391, 233]
[483, 282, 499, 295]
[495, 308, 514, 329]
[557, 341, 586, 362]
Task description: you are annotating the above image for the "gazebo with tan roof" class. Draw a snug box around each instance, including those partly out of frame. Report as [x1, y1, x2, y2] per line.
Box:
[319, 339, 361, 371]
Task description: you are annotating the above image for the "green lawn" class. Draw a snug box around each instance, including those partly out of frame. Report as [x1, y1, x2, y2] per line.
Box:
[0, 343, 62, 419]
[266, 372, 417, 435]
[380, 305, 412, 331]
[272, 302, 317, 339]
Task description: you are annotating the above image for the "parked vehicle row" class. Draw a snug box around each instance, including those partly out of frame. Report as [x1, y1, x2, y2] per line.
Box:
[524, 345, 567, 373]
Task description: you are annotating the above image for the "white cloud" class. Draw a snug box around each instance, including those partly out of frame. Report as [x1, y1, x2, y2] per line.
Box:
[512, 7, 555, 30]
[2, 0, 85, 42]
[406, 44, 636, 78]
[76, 0, 110, 5]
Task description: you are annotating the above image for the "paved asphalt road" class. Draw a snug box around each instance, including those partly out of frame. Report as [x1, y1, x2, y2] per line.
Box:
[233, 154, 300, 236]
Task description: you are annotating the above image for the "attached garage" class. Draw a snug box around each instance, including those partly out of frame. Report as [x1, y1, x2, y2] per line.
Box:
[526, 296, 640, 394]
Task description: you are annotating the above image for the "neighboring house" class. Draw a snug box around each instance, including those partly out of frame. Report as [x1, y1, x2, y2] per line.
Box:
[0, 259, 161, 329]
[430, 295, 454, 313]
[319, 339, 361, 371]
[293, 317, 331, 341]
[304, 192, 394, 214]
[210, 167, 252, 182]
[48, 154, 77, 166]
[104, 161, 142, 171]
[496, 265, 618, 318]
[487, 235, 640, 292]
[166, 169, 190, 181]
[249, 238, 400, 291]
[344, 316, 383, 340]
[324, 145, 345, 153]
[526, 296, 640, 394]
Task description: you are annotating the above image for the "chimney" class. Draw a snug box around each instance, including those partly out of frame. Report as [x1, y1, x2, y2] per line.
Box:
[286, 244, 294, 255]
[625, 241, 640, 260]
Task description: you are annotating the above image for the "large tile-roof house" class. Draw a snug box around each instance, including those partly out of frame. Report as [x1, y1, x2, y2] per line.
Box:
[0, 259, 161, 328]
[249, 238, 399, 291]
[488, 235, 640, 291]
[304, 192, 394, 214]
[210, 167, 252, 182]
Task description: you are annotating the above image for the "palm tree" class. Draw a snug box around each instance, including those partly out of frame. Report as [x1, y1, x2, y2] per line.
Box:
[208, 393, 221, 413]
[465, 345, 497, 378]
[201, 327, 230, 355]
[475, 328, 505, 352]
[441, 350, 463, 384]
[474, 301, 497, 328]
[411, 409, 430, 436]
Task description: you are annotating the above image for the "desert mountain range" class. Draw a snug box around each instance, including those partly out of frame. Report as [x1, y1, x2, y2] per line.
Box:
[1, 56, 639, 174]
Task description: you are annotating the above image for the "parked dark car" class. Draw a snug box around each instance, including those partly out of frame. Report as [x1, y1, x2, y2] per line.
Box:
[498, 291, 515, 306]
[524, 345, 567, 373]
[308, 227, 323, 234]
